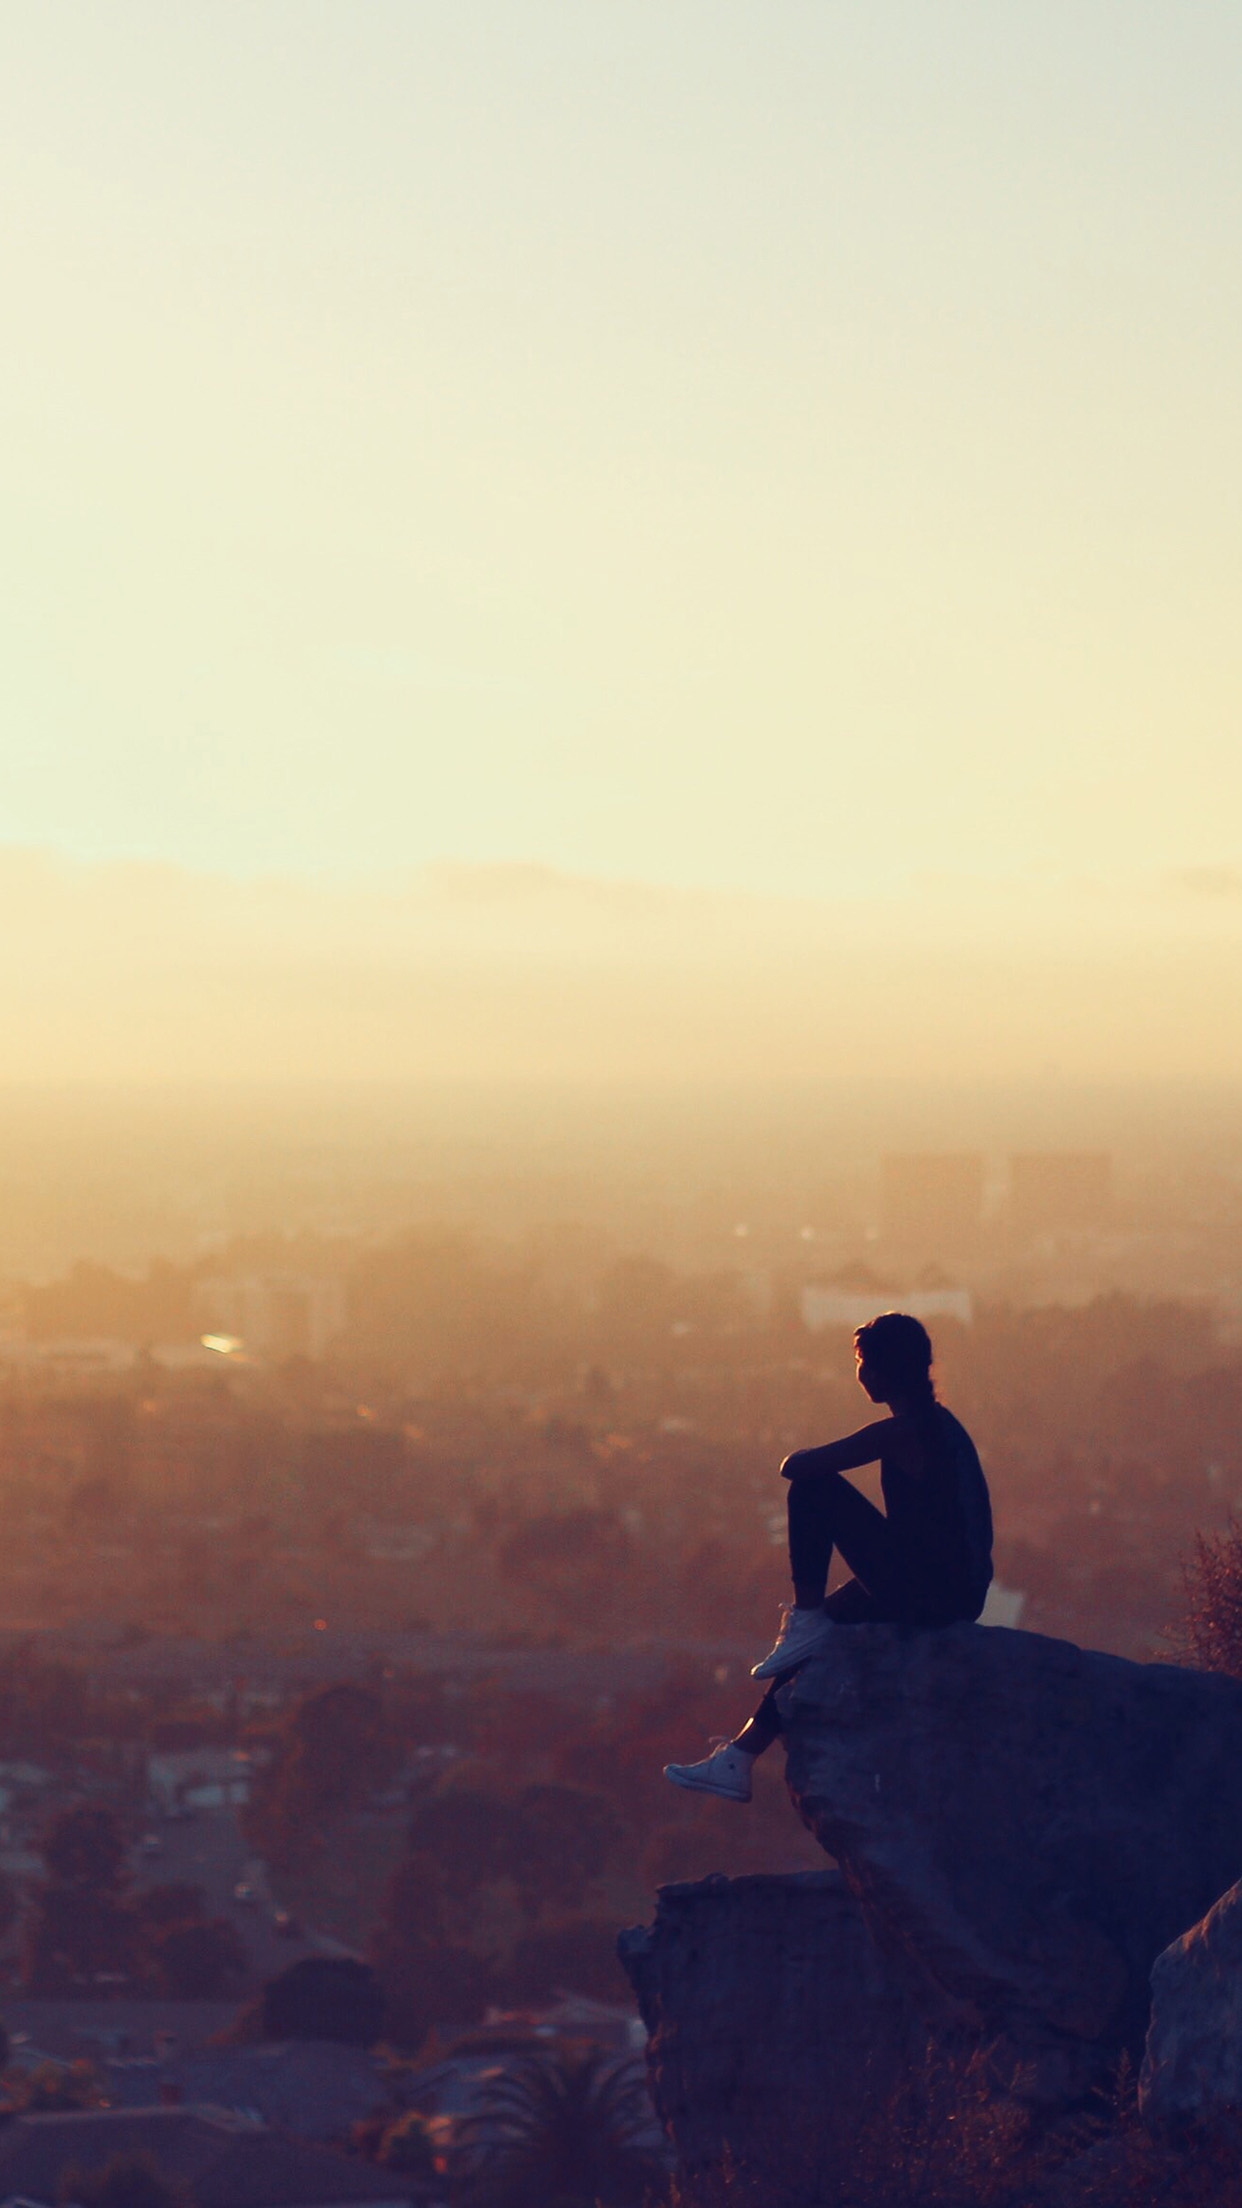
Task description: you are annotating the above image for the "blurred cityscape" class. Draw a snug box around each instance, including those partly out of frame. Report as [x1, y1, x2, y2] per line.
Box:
[0, 1081, 1238, 2184]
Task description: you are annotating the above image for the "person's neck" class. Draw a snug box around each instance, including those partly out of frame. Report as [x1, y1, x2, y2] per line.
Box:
[886, 1384, 936, 1417]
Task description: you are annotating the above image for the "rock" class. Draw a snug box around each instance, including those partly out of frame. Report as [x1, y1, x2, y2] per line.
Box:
[621, 1625, 1242, 2186]
[1140, 1875, 1242, 2129]
[781, 1623, 1242, 2094]
[618, 1870, 929, 2192]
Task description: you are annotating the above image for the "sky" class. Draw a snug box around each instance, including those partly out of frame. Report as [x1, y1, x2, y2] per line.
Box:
[3, 0, 1240, 913]
[1, 848, 1240, 1084]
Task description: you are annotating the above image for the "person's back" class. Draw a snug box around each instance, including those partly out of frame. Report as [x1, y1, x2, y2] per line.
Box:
[880, 1400, 993, 1626]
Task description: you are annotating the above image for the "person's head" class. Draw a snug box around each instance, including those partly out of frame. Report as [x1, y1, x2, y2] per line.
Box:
[853, 1312, 934, 1406]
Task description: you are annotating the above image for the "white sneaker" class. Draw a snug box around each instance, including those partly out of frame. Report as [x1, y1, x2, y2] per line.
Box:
[664, 1742, 754, 1802]
[750, 1604, 838, 1680]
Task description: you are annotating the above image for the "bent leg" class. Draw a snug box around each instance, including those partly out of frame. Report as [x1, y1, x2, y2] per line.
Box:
[787, 1470, 905, 1612]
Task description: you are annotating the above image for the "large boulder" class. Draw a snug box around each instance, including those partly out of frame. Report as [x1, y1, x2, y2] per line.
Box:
[618, 1869, 929, 2192]
[781, 1623, 1242, 2093]
[1140, 1876, 1242, 2129]
[621, 1624, 1242, 2185]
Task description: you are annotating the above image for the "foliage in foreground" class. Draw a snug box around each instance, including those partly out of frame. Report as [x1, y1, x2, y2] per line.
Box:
[664, 2043, 1242, 2208]
[59, 2151, 193, 2208]
[452, 2048, 668, 2208]
[1174, 1514, 1242, 1679]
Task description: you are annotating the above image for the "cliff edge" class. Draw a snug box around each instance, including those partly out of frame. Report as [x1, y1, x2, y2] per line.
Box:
[621, 1623, 1242, 2183]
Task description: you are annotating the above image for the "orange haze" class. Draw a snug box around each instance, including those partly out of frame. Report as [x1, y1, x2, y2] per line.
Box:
[2, 849, 1241, 1085]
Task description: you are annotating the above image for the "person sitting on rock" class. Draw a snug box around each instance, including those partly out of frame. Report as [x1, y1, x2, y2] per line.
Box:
[664, 1311, 993, 1802]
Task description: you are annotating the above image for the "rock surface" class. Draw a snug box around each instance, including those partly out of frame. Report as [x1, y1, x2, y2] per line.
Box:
[782, 1623, 1242, 2089]
[1140, 1875, 1242, 2128]
[622, 1624, 1242, 2182]
[618, 1870, 928, 2191]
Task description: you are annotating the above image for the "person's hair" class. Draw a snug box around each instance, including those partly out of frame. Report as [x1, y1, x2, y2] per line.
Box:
[854, 1312, 934, 1395]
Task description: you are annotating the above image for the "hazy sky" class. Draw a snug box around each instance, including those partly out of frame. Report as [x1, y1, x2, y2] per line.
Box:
[4, 1, 1240, 905]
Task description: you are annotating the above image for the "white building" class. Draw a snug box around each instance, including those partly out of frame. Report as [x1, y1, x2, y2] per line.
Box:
[147, 1747, 256, 1814]
[199, 1274, 346, 1362]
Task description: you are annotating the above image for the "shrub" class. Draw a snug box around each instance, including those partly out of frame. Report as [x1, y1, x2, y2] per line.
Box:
[503, 1919, 630, 2007]
[59, 2150, 191, 2208]
[453, 2049, 665, 2208]
[373, 1936, 493, 2052]
[376, 2109, 439, 2179]
[12, 2059, 103, 2112]
[261, 1956, 385, 2045]
[1174, 1517, 1242, 1677]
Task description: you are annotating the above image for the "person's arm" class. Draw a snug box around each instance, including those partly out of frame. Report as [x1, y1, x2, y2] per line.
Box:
[780, 1417, 897, 1481]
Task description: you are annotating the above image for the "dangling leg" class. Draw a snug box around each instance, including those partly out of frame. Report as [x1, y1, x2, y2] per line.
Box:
[663, 1480, 903, 1796]
[663, 1683, 786, 1800]
[733, 1685, 782, 1757]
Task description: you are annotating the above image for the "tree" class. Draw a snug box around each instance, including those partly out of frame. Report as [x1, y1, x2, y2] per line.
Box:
[23, 1883, 136, 1992]
[376, 2109, 439, 2179]
[149, 1917, 248, 2000]
[0, 1644, 91, 1757]
[1176, 1519, 1242, 1678]
[244, 1683, 396, 1870]
[373, 1934, 493, 2053]
[42, 1807, 127, 1893]
[133, 1882, 210, 1934]
[404, 1789, 525, 1912]
[453, 2051, 665, 2208]
[511, 1785, 621, 1920]
[504, 1920, 630, 2007]
[59, 2151, 191, 2208]
[14, 2059, 102, 2112]
[260, 1956, 385, 2046]
[369, 1847, 494, 2050]
[25, 1809, 135, 1994]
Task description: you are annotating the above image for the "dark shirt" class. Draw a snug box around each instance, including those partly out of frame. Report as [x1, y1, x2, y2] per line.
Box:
[784, 1397, 994, 1624]
[880, 1402, 993, 1615]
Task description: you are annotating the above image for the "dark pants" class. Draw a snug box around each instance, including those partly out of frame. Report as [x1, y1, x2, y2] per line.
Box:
[740, 1473, 982, 1755]
[790, 1469, 913, 1622]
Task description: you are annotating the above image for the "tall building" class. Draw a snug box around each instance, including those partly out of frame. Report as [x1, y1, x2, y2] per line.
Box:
[881, 1154, 984, 1251]
[1008, 1153, 1112, 1237]
[201, 1274, 346, 1361]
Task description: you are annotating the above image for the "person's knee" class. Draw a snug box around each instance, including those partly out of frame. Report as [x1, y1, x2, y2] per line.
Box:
[784, 1458, 840, 1498]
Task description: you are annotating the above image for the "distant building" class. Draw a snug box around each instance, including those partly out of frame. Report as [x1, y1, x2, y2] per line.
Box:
[102, 2040, 393, 2142]
[1009, 1153, 1112, 1237]
[881, 1155, 984, 1250]
[0, 1337, 136, 1375]
[200, 1274, 345, 1361]
[801, 1285, 973, 1334]
[147, 1746, 257, 1814]
[0, 2104, 408, 2208]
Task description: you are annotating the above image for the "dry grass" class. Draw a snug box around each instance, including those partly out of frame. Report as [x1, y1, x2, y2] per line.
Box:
[665, 2042, 1242, 2208]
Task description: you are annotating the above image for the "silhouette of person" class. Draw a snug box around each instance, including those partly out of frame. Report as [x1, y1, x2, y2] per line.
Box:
[664, 1312, 993, 1801]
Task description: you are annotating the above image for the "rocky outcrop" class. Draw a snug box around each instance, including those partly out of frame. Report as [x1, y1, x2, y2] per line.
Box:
[782, 1623, 1242, 2091]
[618, 1870, 928, 2193]
[1140, 1876, 1242, 2129]
[622, 1624, 1242, 2181]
